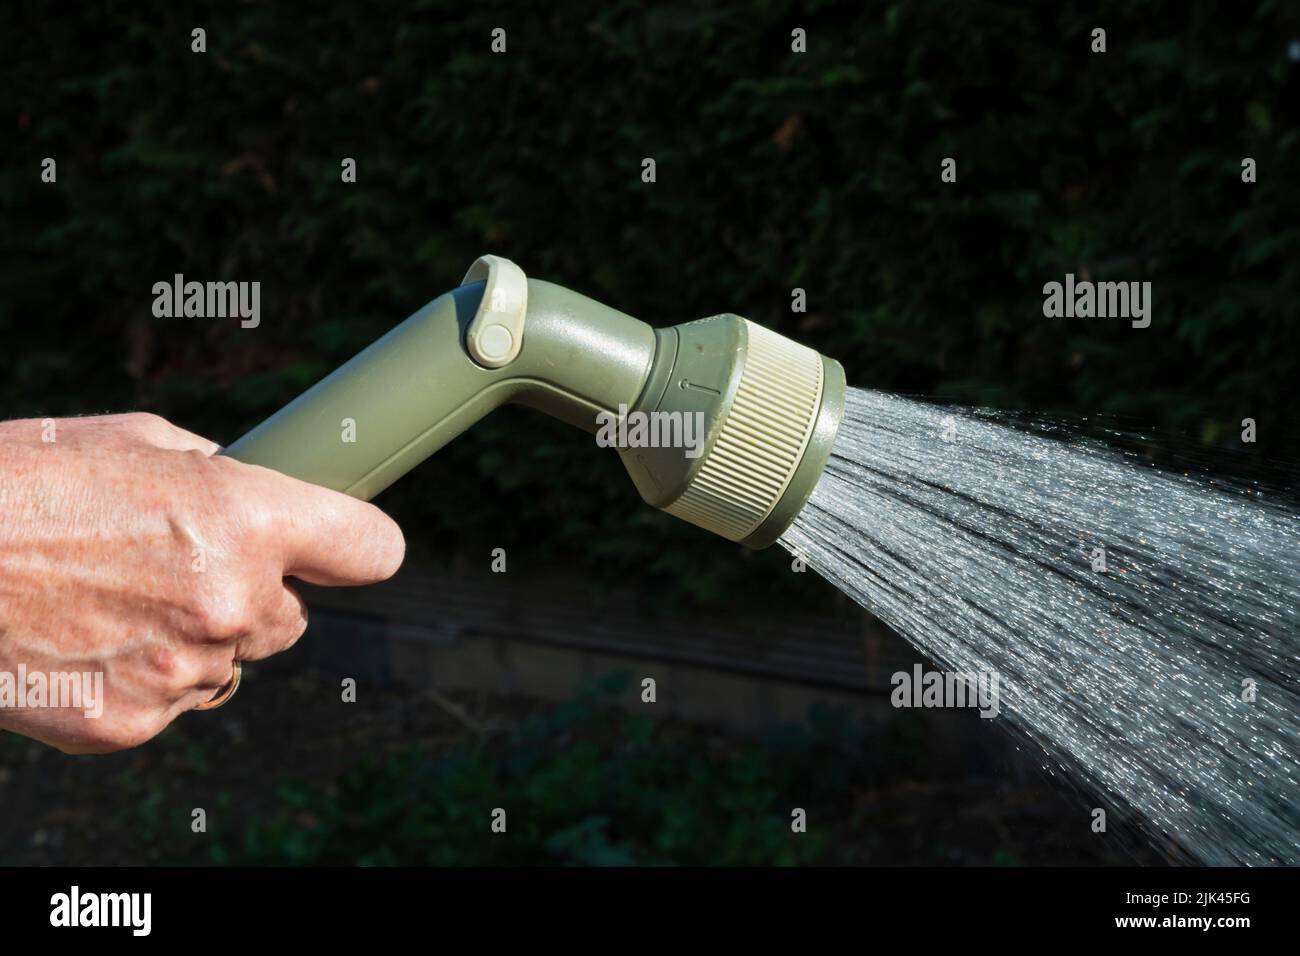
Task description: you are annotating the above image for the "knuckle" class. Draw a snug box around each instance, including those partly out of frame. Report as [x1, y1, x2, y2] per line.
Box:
[240, 590, 309, 661]
[117, 411, 172, 440]
[144, 644, 184, 681]
[191, 592, 254, 643]
[149, 645, 224, 696]
[278, 609, 309, 652]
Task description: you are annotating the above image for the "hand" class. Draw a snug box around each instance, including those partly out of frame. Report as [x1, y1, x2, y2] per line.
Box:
[0, 413, 405, 753]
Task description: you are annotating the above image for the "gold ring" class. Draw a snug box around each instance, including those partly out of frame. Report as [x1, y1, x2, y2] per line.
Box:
[195, 660, 242, 711]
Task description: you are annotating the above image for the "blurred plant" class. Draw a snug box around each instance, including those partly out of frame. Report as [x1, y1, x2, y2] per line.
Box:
[211, 672, 925, 865]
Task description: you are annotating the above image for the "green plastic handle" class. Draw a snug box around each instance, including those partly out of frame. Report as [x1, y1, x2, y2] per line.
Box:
[224, 279, 659, 500]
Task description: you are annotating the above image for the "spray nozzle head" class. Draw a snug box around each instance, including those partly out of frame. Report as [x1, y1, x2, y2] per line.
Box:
[619, 313, 846, 548]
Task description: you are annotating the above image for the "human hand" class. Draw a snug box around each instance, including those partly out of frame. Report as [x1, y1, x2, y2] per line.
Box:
[0, 413, 404, 753]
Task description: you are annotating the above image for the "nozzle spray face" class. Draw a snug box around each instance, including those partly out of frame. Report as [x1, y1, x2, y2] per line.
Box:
[619, 314, 846, 549]
[223, 256, 844, 550]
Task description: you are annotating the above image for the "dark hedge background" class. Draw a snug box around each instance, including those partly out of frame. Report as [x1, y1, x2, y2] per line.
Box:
[3, 0, 1298, 605]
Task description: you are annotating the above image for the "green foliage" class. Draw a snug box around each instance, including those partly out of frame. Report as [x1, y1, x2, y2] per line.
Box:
[215, 674, 923, 865]
[2, 1, 1296, 604]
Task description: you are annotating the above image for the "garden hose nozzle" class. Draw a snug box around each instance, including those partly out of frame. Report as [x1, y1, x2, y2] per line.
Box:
[224, 256, 846, 548]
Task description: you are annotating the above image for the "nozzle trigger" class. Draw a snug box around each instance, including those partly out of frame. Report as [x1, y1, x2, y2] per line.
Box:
[461, 254, 528, 369]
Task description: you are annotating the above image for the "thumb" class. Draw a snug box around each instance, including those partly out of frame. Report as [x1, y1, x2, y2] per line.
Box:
[242, 464, 407, 586]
